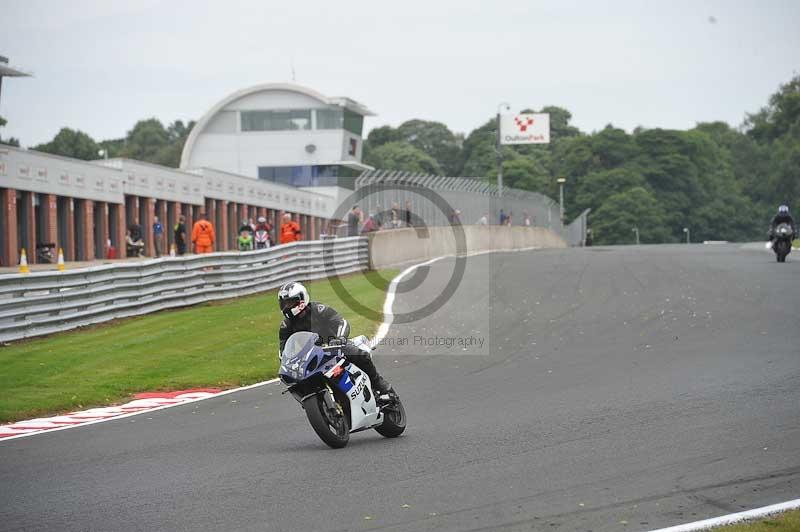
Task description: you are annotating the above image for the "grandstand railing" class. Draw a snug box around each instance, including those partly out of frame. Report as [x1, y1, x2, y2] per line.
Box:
[0, 237, 368, 343]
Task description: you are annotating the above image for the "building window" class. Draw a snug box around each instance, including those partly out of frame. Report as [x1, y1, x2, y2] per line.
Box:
[316, 109, 343, 129]
[241, 110, 312, 131]
[343, 110, 364, 136]
[258, 165, 344, 187]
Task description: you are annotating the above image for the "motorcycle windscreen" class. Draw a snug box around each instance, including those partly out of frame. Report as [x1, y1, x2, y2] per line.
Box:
[281, 331, 318, 361]
[280, 331, 320, 382]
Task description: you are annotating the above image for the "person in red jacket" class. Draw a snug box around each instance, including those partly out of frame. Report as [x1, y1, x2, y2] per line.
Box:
[279, 213, 302, 244]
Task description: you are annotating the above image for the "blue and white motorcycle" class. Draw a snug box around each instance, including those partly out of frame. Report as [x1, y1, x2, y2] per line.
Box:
[279, 331, 406, 448]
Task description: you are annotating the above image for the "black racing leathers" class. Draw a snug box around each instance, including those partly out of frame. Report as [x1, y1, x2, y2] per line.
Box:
[769, 213, 796, 239]
[279, 302, 384, 387]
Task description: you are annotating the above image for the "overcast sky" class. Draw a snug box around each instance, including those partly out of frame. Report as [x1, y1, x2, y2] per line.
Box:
[1, 0, 798, 147]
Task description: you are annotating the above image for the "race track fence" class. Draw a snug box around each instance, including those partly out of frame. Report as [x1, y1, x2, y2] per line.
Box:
[0, 237, 368, 344]
[354, 170, 589, 246]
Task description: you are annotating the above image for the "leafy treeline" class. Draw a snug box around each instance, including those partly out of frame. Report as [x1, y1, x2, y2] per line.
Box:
[0, 115, 20, 147]
[32, 119, 194, 168]
[365, 76, 799, 244]
[25, 76, 798, 244]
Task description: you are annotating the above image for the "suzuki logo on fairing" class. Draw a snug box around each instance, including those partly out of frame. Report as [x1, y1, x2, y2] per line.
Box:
[350, 379, 365, 400]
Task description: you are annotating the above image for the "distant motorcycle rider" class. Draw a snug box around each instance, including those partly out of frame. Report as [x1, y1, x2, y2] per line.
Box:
[277, 282, 393, 394]
[768, 205, 796, 242]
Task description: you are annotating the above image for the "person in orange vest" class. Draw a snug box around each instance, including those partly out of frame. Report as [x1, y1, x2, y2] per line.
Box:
[279, 213, 302, 244]
[191, 211, 216, 254]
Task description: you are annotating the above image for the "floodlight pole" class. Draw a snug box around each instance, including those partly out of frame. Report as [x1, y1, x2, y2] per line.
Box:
[683, 227, 690, 244]
[496, 102, 510, 198]
[557, 177, 566, 230]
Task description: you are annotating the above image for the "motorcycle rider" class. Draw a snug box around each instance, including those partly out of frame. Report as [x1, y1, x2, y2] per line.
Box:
[768, 205, 796, 243]
[255, 216, 272, 247]
[277, 281, 393, 394]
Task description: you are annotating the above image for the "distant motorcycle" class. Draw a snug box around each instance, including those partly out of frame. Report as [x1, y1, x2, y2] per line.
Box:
[772, 223, 794, 263]
[279, 331, 406, 448]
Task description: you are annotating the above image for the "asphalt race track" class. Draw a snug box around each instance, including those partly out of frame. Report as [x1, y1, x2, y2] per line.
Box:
[1, 244, 798, 532]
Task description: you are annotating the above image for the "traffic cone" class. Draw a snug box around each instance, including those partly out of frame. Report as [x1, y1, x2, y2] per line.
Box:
[57, 248, 65, 271]
[169, 243, 176, 257]
[19, 248, 30, 274]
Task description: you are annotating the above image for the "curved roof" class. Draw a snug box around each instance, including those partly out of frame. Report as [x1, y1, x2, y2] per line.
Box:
[180, 82, 375, 169]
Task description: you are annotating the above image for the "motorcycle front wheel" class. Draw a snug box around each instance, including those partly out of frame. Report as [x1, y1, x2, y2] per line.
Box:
[375, 395, 407, 438]
[303, 392, 350, 448]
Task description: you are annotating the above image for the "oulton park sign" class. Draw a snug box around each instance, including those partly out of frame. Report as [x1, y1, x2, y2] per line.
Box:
[500, 113, 550, 145]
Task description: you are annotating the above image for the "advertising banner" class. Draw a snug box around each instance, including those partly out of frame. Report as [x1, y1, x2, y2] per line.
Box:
[500, 113, 550, 144]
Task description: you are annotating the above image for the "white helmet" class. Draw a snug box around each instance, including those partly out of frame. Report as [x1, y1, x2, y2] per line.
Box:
[258, 216, 266, 223]
[778, 205, 789, 214]
[278, 282, 309, 319]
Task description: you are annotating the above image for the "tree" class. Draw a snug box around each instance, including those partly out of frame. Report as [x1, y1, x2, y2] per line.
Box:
[0, 116, 20, 147]
[365, 125, 401, 148]
[396, 119, 463, 175]
[119, 118, 170, 162]
[539, 105, 581, 142]
[745, 75, 800, 144]
[591, 187, 672, 245]
[115, 118, 194, 167]
[33, 128, 99, 160]
[590, 125, 637, 169]
[365, 121, 462, 175]
[496, 155, 550, 192]
[459, 119, 496, 177]
[363, 141, 443, 175]
[574, 166, 646, 214]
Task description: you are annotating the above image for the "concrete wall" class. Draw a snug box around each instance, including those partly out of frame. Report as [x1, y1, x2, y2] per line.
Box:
[368, 225, 566, 269]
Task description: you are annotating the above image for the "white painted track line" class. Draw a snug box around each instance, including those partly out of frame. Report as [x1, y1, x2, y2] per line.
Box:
[644, 498, 800, 531]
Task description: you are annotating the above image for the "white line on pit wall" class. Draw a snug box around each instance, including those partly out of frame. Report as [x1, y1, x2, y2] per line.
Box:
[643, 498, 800, 532]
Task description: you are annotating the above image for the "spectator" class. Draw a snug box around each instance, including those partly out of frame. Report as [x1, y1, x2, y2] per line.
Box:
[449, 209, 461, 225]
[390, 202, 400, 228]
[279, 213, 302, 244]
[153, 216, 164, 258]
[404, 200, 413, 227]
[174, 214, 187, 256]
[347, 205, 362, 237]
[238, 229, 254, 251]
[361, 213, 379, 233]
[477, 212, 489, 225]
[506, 211, 513, 226]
[129, 219, 143, 243]
[239, 219, 251, 234]
[248, 217, 256, 232]
[191, 211, 215, 254]
[254, 216, 272, 249]
[126, 229, 145, 257]
[523, 211, 531, 227]
[499, 209, 507, 225]
[128, 220, 145, 257]
[585, 228, 593, 247]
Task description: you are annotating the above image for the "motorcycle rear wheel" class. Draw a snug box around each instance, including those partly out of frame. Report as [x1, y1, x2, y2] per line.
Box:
[303, 393, 350, 448]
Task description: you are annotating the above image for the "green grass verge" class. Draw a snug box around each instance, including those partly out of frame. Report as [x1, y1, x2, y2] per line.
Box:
[710, 509, 800, 531]
[0, 270, 398, 423]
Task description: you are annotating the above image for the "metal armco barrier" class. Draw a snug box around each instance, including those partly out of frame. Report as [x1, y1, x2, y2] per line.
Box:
[0, 237, 368, 344]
